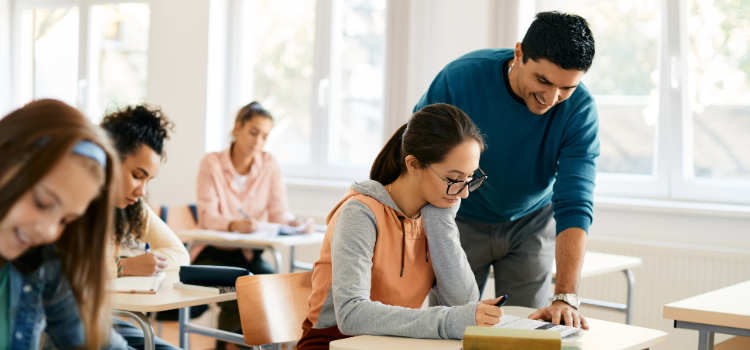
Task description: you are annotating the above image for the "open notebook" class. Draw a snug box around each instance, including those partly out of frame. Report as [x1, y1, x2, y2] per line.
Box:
[494, 315, 584, 342]
[108, 272, 166, 294]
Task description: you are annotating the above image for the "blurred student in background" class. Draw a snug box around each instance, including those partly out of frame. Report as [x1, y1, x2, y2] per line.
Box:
[195, 101, 312, 350]
[100, 105, 189, 350]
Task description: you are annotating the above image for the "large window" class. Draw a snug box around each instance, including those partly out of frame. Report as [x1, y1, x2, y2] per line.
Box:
[223, 0, 387, 179]
[561, 0, 750, 204]
[12, 0, 150, 121]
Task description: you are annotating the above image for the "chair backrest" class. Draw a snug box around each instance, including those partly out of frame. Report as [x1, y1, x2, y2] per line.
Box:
[236, 271, 313, 345]
[161, 204, 199, 231]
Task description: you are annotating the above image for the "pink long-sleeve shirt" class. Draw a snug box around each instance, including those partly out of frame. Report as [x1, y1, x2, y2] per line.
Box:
[193, 148, 293, 262]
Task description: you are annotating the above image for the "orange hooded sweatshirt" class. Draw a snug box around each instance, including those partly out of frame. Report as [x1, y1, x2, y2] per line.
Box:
[298, 180, 479, 350]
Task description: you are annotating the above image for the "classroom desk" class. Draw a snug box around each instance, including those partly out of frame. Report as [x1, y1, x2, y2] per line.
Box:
[664, 280, 750, 350]
[490, 252, 642, 324]
[330, 306, 667, 350]
[179, 229, 326, 274]
[110, 269, 245, 350]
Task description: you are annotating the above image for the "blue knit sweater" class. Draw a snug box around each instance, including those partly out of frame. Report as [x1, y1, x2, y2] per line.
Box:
[414, 48, 600, 234]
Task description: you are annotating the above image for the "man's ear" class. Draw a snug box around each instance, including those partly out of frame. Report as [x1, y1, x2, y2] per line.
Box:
[404, 155, 422, 177]
[514, 42, 523, 65]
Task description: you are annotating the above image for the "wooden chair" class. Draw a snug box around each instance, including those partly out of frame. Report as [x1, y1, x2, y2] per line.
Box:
[716, 336, 750, 350]
[159, 204, 199, 231]
[236, 271, 313, 349]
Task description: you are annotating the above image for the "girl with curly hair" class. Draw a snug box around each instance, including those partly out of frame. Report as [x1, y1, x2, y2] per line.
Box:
[100, 105, 189, 350]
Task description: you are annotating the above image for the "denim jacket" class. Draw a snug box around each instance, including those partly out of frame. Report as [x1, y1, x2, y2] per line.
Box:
[7, 248, 127, 350]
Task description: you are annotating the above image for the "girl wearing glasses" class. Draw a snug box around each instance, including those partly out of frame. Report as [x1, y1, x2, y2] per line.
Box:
[298, 103, 502, 350]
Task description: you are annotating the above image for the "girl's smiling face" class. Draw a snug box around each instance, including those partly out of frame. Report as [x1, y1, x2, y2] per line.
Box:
[0, 154, 101, 260]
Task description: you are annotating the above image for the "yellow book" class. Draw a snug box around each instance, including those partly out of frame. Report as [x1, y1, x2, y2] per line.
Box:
[463, 326, 562, 350]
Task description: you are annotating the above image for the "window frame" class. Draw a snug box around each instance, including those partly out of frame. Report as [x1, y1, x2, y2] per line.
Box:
[558, 0, 750, 205]
[10, 0, 151, 120]
[215, 0, 394, 182]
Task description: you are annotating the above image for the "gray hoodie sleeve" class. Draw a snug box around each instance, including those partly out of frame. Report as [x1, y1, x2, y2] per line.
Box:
[421, 200, 480, 306]
[331, 200, 478, 340]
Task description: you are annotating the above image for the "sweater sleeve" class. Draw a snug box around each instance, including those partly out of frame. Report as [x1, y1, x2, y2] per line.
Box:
[414, 68, 452, 113]
[331, 200, 478, 340]
[142, 205, 191, 269]
[196, 154, 233, 231]
[552, 99, 600, 234]
[420, 200, 480, 306]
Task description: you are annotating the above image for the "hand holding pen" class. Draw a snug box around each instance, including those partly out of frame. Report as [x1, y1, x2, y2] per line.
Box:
[229, 209, 259, 233]
[120, 242, 168, 276]
[475, 295, 507, 327]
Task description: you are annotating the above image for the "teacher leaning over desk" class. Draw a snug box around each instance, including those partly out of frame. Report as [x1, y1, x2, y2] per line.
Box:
[415, 11, 599, 330]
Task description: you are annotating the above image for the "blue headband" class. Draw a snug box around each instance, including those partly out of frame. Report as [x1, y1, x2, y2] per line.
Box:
[71, 140, 107, 167]
[35, 137, 107, 167]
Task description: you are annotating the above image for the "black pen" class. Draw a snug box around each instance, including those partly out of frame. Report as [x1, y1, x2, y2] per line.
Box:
[495, 295, 508, 307]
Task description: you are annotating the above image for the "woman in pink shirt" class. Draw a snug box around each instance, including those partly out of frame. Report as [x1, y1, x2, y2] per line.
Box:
[195, 101, 311, 349]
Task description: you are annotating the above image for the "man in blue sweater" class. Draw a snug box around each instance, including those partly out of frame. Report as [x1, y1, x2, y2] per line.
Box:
[415, 12, 598, 329]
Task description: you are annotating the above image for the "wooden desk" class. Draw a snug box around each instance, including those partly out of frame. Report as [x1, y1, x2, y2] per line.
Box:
[330, 306, 667, 350]
[664, 280, 750, 350]
[179, 229, 326, 274]
[110, 269, 245, 350]
[490, 252, 642, 324]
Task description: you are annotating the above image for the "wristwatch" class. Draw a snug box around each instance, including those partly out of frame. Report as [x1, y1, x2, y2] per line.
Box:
[553, 293, 580, 310]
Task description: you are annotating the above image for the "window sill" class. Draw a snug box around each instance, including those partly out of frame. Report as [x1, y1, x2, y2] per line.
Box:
[595, 195, 750, 219]
[284, 177, 352, 191]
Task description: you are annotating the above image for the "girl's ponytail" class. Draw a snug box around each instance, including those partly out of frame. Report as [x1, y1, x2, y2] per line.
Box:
[370, 123, 407, 185]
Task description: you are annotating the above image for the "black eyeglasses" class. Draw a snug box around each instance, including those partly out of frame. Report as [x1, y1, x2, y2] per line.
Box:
[423, 163, 488, 196]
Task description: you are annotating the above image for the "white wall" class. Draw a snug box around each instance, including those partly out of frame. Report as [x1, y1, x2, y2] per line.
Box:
[0, 0, 11, 116]
[407, 0, 494, 109]
[146, 0, 210, 207]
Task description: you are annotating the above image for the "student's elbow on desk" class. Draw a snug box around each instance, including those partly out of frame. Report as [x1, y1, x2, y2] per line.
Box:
[333, 298, 370, 335]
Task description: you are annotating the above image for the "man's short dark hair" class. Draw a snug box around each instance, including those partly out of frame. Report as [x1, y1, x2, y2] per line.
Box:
[521, 11, 595, 72]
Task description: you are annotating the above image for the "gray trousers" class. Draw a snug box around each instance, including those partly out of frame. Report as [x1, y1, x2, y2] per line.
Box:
[432, 204, 556, 309]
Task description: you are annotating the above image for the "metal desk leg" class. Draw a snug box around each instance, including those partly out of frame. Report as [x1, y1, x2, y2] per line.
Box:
[112, 310, 155, 350]
[624, 269, 635, 325]
[179, 307, 190, 350]
[290, 246, 295, 273]
[269, 246, 283, 274]
[698, 330, 715, 350]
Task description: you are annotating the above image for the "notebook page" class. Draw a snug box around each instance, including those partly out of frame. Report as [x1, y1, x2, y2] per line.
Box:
[109, 272, 166, 294]
[494, 315, 584, 342]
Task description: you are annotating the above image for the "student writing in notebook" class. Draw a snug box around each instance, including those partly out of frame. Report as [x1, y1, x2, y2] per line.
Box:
[298, 104, 512, 350]
[194, 101, 312, 350]
[100, 105, 189, 350]
[0, 100, 127, 350]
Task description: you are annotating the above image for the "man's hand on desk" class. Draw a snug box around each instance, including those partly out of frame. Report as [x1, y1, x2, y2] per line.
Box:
[528, 300, 589, 330]
[229, 219, 259, 233]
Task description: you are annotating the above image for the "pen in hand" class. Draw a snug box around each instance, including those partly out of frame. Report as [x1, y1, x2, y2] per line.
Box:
[239, 209, 251, 220]
[495, 295, 508, 307]
[144, 242, 151, 254]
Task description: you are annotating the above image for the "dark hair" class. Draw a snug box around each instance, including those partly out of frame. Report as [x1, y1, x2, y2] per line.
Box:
[100, 104, 174, 243]
[0, 99, 119, 349]
[235, 101, 273, 126]
[521, 11, 595, 72]
[370, 103, 484, 185]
